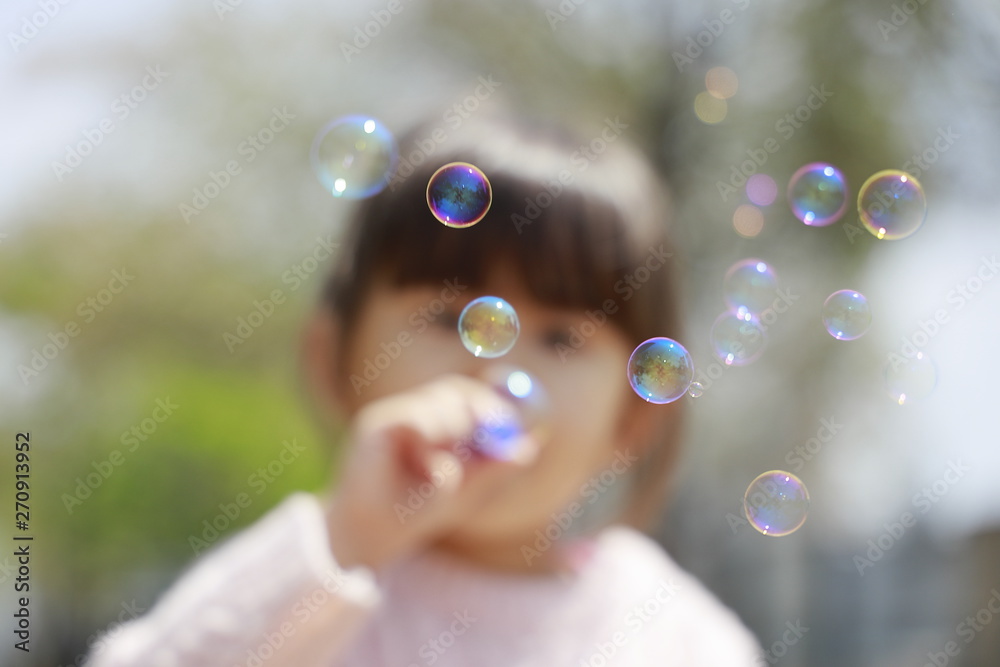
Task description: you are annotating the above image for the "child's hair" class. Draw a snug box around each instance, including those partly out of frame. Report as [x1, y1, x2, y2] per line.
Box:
[321, 112, 685, 531]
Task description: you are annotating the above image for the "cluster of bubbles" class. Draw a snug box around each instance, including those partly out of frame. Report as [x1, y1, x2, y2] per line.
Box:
[784, 161, 927, 239]
[708, 258, 777, 367]
[743, 471, 810, 536]
[308, 115, 938, 538]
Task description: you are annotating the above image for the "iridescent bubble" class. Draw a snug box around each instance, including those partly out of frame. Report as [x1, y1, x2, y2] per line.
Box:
[822, 290, 872, 341]
[426, 162, 492, 228]
[627, 337, 693, 404]
[458, 296, 519, 358]
[746, 174, 777, 207]
[744, 470, 810, 537]
[710, 311, 766, 366]
[687, 381, 705, 398]
[857, 169, 927, 240]
[723, 258, 779, 315]
[473, 368, 550, 460]
[884, 351, 937, 405]
[310, 116, 397, 199]
[787, 162, 849, 226]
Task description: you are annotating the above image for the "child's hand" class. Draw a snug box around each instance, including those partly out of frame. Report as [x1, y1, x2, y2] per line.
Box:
[322, 374, 539, 571]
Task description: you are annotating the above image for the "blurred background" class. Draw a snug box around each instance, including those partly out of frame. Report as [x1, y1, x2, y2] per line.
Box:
[1, 0, 999, 665]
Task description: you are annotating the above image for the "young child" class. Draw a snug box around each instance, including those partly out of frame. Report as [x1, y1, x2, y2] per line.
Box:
[88, 113, 762, 666]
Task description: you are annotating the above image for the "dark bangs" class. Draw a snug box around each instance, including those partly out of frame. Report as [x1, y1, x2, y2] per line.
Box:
[324, 114, 681, 351]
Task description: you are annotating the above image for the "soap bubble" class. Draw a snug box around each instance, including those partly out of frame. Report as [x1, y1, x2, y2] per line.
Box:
[822, 290, 872, 340]
[458, 296, 519, 358]
[857, 170, 927, 240]
[884, 351, 937, 405]
[744, 471, 810, 537]
[473, 368, 550, 460]
[426, 162, 492, 227]
[310, 116, 397, 199]
[627, 337, 693, 404]
[687, 381, 705, 398]
[787, 162, 848, 226]
[710, 311, 766, 366]
[723, 258, 779, 315]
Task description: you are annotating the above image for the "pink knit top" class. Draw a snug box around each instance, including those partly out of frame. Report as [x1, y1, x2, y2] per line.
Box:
[88, 493, 762, 666]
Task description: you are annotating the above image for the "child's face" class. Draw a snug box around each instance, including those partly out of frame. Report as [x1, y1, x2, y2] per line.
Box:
[332, 267, 662, 563]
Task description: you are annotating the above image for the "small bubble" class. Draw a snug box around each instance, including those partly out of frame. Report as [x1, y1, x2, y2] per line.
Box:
[310, 115, 397, 199]
[822, 290, 872, 340]
[744, 470, 810, 536]
[710, 311, 766, 366]
[857, 169, 927, 240]
[884, 351, 937, 405]
[427, 162, 492, 228]
[627, 337, 693, 404]
[787, 162, 849, 226]
[723, 259, 779, 316]
[458, 296, 519, 358]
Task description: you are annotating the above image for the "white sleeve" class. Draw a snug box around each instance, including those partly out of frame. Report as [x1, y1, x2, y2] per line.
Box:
[85, 493, 380, 667]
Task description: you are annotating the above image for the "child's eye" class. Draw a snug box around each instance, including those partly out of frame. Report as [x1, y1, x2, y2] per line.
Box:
[434, 312, 459, 329]
[543, 328, 572, 348]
